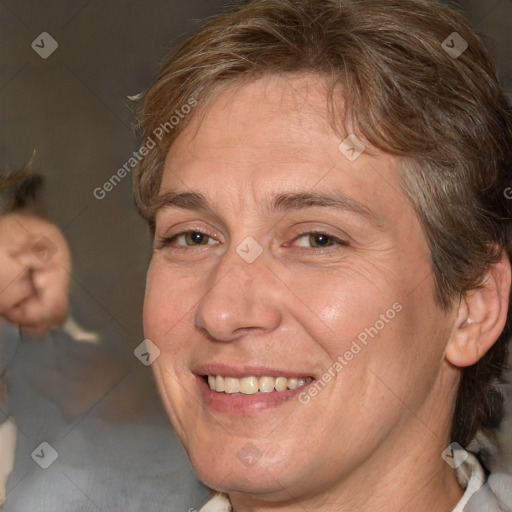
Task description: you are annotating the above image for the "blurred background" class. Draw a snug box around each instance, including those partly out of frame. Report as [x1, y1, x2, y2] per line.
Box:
[0, 0, 510, 510]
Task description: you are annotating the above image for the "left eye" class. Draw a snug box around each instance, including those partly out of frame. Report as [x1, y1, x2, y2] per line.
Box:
[293, 233, 346, 248]
[170, 231, 218, 246]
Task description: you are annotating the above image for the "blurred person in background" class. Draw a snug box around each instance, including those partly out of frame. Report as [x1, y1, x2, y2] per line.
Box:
[0, 157, 71, 336]
[0, 156, 71, 505]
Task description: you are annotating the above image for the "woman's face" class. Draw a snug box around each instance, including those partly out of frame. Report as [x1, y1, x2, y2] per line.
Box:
[143, 74, 457, 503]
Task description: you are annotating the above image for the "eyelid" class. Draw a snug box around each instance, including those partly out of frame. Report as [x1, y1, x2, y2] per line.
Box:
[155, 227, 221, 249]
[286, 226, 350, 246]
[159, 220, 220, 238]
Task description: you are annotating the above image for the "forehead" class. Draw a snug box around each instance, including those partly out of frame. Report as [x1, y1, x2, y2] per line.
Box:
[160, 74, 410, 224]
[165, 74, 341, 167]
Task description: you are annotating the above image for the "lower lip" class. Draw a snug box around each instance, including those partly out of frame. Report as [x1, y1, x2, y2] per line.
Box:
[196, 375, 312, 415]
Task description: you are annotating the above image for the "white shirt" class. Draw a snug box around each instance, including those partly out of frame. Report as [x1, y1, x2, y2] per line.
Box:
[453, 448, 512, 511]
[198, 448, 512, 512]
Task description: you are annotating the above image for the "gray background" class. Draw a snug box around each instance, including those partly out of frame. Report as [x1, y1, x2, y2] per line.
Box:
[0, 0, 511, 510]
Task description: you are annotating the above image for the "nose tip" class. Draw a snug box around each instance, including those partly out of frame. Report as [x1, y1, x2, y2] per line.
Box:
[197, 309, 242, 343]
[193, 256, 281, 343]
[194, 286, 266, 343]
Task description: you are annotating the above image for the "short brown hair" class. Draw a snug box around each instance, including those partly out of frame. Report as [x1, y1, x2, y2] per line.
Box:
[133, 0, 512, 449]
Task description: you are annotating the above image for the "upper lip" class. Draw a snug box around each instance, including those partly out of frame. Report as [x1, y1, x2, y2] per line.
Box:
[193, 363, 315, 379]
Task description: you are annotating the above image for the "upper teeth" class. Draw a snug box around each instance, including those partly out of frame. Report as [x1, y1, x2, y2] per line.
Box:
[207, 375, 311, 394]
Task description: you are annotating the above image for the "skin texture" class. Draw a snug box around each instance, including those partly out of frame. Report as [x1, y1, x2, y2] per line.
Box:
[143, 74, 510, 512]
[0, 211, 71, 336]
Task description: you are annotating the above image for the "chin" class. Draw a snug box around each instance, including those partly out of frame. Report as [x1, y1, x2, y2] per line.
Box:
[196, 463, 284, 496]
[185, 436, 299, 497]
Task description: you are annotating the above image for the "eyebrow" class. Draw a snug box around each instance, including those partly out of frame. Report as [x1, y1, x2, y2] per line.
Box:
[149, 190, 381, 227]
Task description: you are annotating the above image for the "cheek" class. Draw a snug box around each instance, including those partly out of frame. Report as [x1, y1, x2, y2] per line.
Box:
[278, 262, 406, 358]
[143, 264, 199, 394]
[143, 263, 199, 424]
[143, 259, 195, 341]
[285, 262, 441, 401]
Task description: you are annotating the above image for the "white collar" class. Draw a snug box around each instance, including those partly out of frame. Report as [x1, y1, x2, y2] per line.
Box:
[453, 447, 512, 511]
[199, 493, 232, 512]
[451, 447, 486, 512]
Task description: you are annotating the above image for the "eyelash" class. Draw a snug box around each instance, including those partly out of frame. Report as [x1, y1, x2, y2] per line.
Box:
[156, 230, 349, 251]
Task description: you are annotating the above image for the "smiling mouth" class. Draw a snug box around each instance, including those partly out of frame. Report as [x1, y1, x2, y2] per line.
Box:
[205, 375, 313, 394]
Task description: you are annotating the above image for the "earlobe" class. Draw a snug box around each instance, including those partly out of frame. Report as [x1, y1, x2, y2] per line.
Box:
[445, 253, 511, 368]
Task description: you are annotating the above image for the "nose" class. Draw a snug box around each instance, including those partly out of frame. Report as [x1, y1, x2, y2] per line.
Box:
[194, 247, 282, 342]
